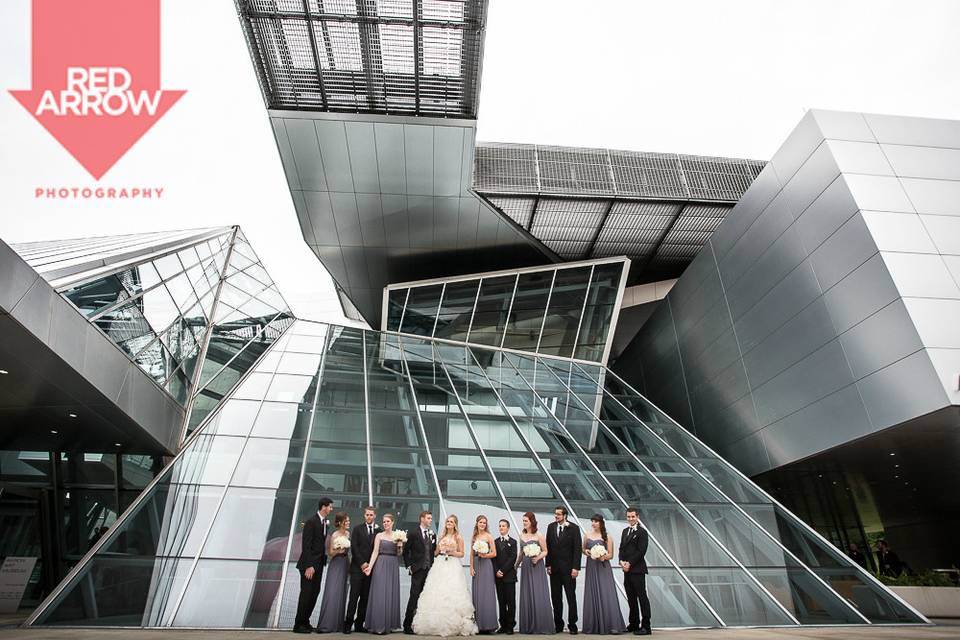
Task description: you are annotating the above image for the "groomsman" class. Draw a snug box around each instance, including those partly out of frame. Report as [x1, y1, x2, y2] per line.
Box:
[402, 510, 436, 634]
[294, 497, 334, 633]
[344, 506, 378, 633]
[493, 519, 518, 634]
[620, 507, 651, 635]
[546, 505, 581, 635]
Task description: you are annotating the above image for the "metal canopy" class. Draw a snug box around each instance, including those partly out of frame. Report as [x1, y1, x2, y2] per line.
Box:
[237, 0, 486, 118]
[473, 142, 765, 283]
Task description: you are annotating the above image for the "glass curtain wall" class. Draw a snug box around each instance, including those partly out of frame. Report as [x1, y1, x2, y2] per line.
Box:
[29, 321, 923, 628]
[384, 259, 629, 364]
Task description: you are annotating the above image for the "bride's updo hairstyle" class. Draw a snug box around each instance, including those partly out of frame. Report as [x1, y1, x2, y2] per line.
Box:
[473, 515, 489, 541]
[522, 511, 538, 534]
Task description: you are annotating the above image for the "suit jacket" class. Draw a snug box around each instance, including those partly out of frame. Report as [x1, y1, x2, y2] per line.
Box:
[619, 525, 649, 575]
[494, 536, 518, 583]
[545, 521, 582, 573]
[402, 527, 436, 573]
[297, 513, 329, 571]
[350, 521, 379, 573]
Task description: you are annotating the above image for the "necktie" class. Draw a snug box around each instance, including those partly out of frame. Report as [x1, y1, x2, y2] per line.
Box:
[501, 537, 507, 543]
[368, 525, 373, 536]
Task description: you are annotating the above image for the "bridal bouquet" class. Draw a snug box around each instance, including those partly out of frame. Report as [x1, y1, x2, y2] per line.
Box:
[589, 545, 606, 560]
[522, 542, 542, 558]
[472, 539, 490, 555]
[391, 530, 408, 544]
[332, 537, 351, 551]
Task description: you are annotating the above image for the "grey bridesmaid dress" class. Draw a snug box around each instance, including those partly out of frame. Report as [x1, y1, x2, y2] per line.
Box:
[365, 539, 401, 634]
[472, 546, 498, 632]
[316, 540, 349, 632]
[518, 539, 553, 634]
[582, 538, 626, 634]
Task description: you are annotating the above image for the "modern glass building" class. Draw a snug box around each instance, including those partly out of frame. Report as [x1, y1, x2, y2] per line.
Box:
[25, 319, 924, 628]
[0, 227, 291, 604]
[1, 0, 949, 630]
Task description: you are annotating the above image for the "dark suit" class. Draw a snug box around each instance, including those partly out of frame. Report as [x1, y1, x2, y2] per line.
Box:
[345, 521, 378, 630]
[402, 527, 435, 631]
[545, 521, 581, 630]
[619, 525, 650, 631]
[494, 535, 518, 632]
[295, 513, 329, 629]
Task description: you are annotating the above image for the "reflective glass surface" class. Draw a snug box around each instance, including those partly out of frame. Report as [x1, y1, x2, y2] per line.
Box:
[385, 260, 627, 364]
[35, 320, 921, 629]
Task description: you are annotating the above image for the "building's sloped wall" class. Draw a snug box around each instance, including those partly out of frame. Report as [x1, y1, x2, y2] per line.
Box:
[619, 110, 960, 477]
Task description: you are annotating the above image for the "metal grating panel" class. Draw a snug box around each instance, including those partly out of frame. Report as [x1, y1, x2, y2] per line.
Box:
[486, 195, 537, 228]
[473, 144, 539, 191]
[679, 155, 765, 201]
[237, 0, 486, 117]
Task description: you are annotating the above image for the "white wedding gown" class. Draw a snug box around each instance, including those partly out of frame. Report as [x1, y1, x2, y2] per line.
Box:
[412, 552, 478, 636]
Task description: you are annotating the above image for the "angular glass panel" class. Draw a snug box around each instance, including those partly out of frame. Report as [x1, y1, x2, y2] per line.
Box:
[685, 568, 794, 625]
[574, 262, 624, 361]
[386, 287, 408, 331]
[152, 252, 184, 280]
[250, 401, 312, 440]
[433, 279, 480, 341]
[539, 266, 591, 358]
[201, 488, 296, 558]
[63, 275, 128, 317]
[230, 439, 303, 490]
[467, 274, 516, 347]
[120, 261, 162, 297]
[502, 270, 553, 351]
[399, 284, 444, 336]
[173, 559, 283, 627]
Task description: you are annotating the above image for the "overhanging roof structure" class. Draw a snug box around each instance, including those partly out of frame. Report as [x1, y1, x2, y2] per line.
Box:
[474, 143, 765, 283]
[237, 0, 486, 118]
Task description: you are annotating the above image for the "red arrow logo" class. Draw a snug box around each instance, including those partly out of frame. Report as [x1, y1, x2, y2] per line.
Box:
[9, 0, 185, 180]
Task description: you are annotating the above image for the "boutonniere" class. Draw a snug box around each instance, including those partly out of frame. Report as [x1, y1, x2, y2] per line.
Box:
[299, 521, 305, 529]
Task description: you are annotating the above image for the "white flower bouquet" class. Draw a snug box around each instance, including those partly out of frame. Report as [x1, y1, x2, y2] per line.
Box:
[522, 542, 542, 558]
[472, 539, 490, 554]
[391, 529, 408, 544]
[589, 544, 606, 560]
[332, 537, 351, 551]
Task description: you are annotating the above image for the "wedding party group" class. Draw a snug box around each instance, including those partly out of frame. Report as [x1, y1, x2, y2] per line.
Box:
[294, 499, 653, 637]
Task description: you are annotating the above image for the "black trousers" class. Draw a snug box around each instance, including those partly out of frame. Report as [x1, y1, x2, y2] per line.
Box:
[344, 568, 371, 629]
[624, 572, 651, 631]
[495, 580, 516, 631]
[295, 565, 325, 628]
[403, 568, 428, 630]
[549, 570, 578, 628]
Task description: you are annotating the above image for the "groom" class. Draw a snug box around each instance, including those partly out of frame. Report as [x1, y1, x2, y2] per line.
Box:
[402, 510, 435, 634]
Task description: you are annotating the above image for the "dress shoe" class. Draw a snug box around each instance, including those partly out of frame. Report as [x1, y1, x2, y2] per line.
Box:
[569, 624, 578, 635]
[636, 628, 651, 636]
[505, 630, 513, 635]
[495, 629, 506, 635]
[342, 625, 352, 634]
[293, 626, 313, 634]
[555, 626, 564, 634]
[404, 628, 415, 635]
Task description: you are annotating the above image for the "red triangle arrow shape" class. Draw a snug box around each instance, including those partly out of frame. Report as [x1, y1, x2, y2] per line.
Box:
[8, 0, 185, 180]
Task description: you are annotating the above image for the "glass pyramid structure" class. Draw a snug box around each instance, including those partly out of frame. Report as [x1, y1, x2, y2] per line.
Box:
[12, 227, 295, 440]
[27, 319, 925, 628]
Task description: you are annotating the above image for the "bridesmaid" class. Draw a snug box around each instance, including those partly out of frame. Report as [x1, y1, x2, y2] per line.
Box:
[316, 512, 351, 632]
[470, 515, 499, 634]
[582, 514, 626, 635]
[518, 512, 553, 634]
[363, 513, 403, 634]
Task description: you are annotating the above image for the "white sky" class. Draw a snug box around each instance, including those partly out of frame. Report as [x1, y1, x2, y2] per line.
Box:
[2, 0, 959, 323]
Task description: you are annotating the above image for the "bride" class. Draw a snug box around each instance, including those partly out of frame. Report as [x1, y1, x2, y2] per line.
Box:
[412, 514, 478, 636]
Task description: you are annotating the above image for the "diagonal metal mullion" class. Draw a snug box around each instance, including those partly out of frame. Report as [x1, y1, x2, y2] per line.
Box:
[362, 331, 374, 505]
[272, 326, 331, 628]
[585, 366, 872, 625]
[431, 344, 521, 534]
[397, 339, 447, 519]
[499, 354, 725, 628]
[601, 367, 928, 624]
[535, 360, 801, 626]
[301, 0, 330, 109]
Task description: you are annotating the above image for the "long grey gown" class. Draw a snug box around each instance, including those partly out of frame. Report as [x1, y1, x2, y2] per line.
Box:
[316, 539, 350, 632]
[582, 538, 626, 634]
[365, 539, 401, 634]
[472, 547, 498, 632]
[518, 540, 554, 634]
